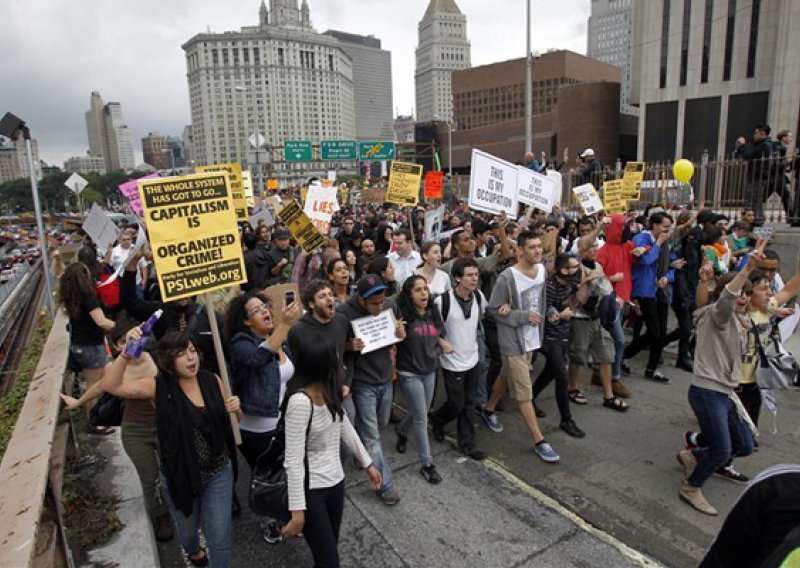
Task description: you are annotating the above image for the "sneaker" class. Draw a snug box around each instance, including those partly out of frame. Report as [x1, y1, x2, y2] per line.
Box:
[379, 489, 401, 506]
[480, 408, 504, 433]
[534, 441, 560, 463]
[611, 380, 632, 398]
[644, 369, 671, 384]
[559, 419, 586, 438]
[420, 464, 443, 484]
[676, 449, 697, 479]
[261, 519, 283, 545]
[430, 417, 445, 442]
[395, 433, 407, 454]
[679, 481, 718, 515]
[715, 465, 750, 484]
[683, 430, 699, 450]
[460, 445, 486, 461]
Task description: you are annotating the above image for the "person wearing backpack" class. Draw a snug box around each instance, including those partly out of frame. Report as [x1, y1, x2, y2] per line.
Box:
[78, 245, 122, 317]
[567, 238, 629, 413]
[281, 341, 380, 567]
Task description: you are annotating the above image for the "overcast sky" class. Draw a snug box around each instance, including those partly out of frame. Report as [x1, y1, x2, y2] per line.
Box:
[1, 0, 589, 166]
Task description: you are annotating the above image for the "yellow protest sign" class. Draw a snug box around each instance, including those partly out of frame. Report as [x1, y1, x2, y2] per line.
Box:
[138, 173, 246, 302]
[301, 186, 309, 203]
[386, 161, 423, 206]
[622, 162, 645, 201]
[196, 163, 248, 220]
[277, 199, 327, 253]
[242, 171, 255, 207]
[603, 179, 624, 210]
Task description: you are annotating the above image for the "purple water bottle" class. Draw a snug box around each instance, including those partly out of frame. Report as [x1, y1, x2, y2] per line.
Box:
[123, 309, 163, 359]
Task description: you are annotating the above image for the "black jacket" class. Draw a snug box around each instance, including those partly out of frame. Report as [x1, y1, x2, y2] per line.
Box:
[287, 311, 351, 387]
[243, 247, 271, 291]
[736, 137, 775, 182]
[336, 296, 400, 387]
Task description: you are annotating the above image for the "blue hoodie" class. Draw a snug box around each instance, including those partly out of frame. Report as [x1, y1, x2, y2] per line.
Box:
[630, 231, 662, 298]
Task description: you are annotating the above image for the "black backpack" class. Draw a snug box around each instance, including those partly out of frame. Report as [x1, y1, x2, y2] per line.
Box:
[439, 289, 483, 321]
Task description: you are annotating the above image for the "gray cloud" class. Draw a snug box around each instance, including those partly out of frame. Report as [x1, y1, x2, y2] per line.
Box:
[0, 0, 588, 166]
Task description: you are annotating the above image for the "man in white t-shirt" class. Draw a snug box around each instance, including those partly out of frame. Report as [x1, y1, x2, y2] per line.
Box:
[387, 228, 421, 285]
[484, 230, 560, 463]
[431, 257, 487, 461]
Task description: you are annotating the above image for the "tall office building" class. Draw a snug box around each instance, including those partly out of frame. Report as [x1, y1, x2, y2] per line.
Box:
[587, 0, 636, 114]
[182, 1, 356, 171]
[631, 0, 800, 161]
[324, 30, 393, 140]
[0, 136, 41, 183]
[84, 92, 136, 172]
[64, 154, 106, 175]
[415, 0, 471, 123]
[182, 125, 194, 165]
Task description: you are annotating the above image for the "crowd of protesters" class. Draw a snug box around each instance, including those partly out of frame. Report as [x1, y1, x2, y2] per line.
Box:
[56, 138, 800, 567]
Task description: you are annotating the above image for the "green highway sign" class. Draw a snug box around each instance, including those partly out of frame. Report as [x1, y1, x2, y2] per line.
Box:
[284, 140, 313, 162]
[321, 140, 357, 161]
[358, 141, 395, 161]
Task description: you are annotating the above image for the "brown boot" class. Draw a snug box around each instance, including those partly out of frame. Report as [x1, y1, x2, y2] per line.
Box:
[676, 450, 697, 479]
[612, 381, 632, 398]
[679, 481, 718, 515]
[154, 512, 174, 542]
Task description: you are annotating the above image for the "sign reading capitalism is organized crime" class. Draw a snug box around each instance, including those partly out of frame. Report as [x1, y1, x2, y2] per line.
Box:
[138, 173, 246, 302]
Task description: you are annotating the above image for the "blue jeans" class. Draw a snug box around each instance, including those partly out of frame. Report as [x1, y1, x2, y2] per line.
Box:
[397, 372, 436, 467]
[610, 309, 625, 380]
[687, 385, 754, 488]
[161, 461, 233, 568]
[351, 382, 393, 494]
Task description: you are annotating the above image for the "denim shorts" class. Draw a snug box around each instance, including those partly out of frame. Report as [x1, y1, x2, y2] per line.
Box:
[69, 343, 108, 370]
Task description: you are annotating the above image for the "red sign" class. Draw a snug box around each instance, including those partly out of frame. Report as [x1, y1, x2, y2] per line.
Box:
[424, 171, 444, 199]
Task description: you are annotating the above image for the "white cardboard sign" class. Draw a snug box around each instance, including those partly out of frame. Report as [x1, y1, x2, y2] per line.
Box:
[82, 204, 120, 253]
[424, 205, 445, 240]
[468, 149, 519, 216]
[517, 167, 558, 212]
[350, 309, 400, 354]
[572, 183, 604, 216]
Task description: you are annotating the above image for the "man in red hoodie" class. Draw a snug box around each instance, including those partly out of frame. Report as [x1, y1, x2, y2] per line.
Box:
[596, 214, 647, 398]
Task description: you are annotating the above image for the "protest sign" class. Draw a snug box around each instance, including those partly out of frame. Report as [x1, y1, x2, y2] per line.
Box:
[424, 171, 444, 200]
[196, 162, 248, 221]
[304, 184, 339, 235]
[546, 169, 563, 207]
[264, 195, 282, 211]
[242, 170, 255, 207]
[602, 179, 625, 211]
[424, 205, 445, 240]
[386, 161, 423, 206]
[267, 179, 279, 191]
[119, 174, 158, 216]
[361, 186, 386, 205]
[350, 309, 401, 354]
[250, 206, 275, 228]
[572, 183, 604, 216]
[262, 282, 301, 326]
[517, 166, 557, 213]
[469, 149, 519, 216]
[622, 162, 645, 201]
[277, 199, 327, 253]
[138, 172, 246, 302]
[83, 203, 120, 253]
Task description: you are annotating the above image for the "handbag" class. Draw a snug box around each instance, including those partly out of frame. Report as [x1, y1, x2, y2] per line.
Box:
[751, 320, 800, 390]
[89, 392, 125, 427]
[249, 391, 313, 521]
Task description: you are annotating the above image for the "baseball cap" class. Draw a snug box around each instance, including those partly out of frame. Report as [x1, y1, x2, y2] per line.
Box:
[357, 274, 387, 299]
[580, 149, 595, 158]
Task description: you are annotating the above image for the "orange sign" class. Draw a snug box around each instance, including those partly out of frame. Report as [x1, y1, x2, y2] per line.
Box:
[424, 171, 444, 200]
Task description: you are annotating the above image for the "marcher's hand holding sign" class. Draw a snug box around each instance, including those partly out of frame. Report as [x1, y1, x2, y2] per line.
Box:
[395, 317, 407, 339]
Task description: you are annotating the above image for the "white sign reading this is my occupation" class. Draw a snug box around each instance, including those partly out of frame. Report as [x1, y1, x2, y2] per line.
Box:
[516, 167, 558, 213]
[350, 309, 400, 354]
[468, 149, 519, 216]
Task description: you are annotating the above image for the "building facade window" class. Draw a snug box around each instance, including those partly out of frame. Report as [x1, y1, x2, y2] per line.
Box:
[723, 0, 736, 81]
[679, 0, 691, 86]
[746, 0, 761, 78]
[659, 0, 671, 88]
[701, 0, 713, 83]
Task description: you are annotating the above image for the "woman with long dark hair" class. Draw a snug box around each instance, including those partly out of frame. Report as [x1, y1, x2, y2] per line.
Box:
[394, 275, 452, 484]
[101, 328, 241, 567]
[225, 290, 301, 543]
[366, 256, 397, 296]
[60, 261, 116, 433]
[375, 223, 394, 256]
[281, 341, 381, 566]
[326, 258, 351, 305]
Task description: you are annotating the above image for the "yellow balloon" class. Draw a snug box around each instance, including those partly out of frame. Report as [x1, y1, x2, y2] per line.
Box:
[673, 159, 694, 183]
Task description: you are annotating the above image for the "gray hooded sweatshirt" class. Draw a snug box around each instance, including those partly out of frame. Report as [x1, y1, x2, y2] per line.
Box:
[488, 265, 546, 357]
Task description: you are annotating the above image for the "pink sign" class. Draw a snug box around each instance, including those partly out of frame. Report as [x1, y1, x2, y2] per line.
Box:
[119, 174, 159, 216]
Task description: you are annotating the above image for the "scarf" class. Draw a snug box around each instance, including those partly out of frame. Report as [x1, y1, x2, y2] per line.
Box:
[156, 369, 236, 516]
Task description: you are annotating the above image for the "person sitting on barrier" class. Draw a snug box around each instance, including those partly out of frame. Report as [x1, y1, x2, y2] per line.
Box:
[60, 319, 175, 542]
[59, 261, 116, 435]
[102, 326, 241, 568]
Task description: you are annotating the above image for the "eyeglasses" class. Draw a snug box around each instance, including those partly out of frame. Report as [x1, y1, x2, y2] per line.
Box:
[246, 302, 270, 319]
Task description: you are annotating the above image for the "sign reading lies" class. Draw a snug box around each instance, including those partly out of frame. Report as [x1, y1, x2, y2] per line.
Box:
[468, 149, 519, 216]
[138, 173, 246, 302]
[195, 163, 248, 221]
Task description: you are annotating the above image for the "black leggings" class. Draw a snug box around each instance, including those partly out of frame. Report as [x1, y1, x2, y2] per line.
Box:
[304, 480, 345, 568]
[533, 340, 571, 422]
[238, 429, 277, 471]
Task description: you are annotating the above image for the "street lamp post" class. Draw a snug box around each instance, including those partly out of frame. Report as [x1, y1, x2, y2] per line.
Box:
[525, 0, 533, 155]
[0, 112, 55, 316]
